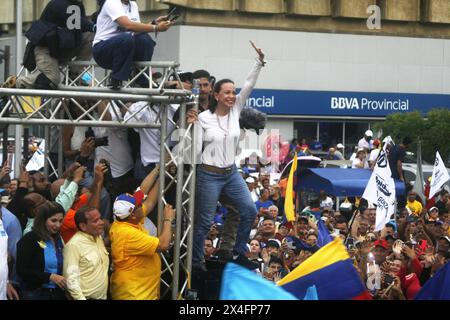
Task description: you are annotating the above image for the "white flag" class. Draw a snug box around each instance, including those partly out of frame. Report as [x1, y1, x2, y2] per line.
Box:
[362, 136, 396, 232]
[429, 151, 450, 199]
[25, 140, 45, 172]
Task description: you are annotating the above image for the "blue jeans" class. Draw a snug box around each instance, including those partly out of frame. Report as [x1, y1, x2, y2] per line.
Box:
[93, 33, 156, 86]
[193, 165, 257, 264]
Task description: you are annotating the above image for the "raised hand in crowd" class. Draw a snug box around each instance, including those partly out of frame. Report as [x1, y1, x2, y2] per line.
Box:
[79, 137, 95, 158]
[18, 167, 30, 189]
[72, 164, 86, 184]
[0, 163, 11, 179]
[250, 40, 266, 66]
[402, 244, 417, 260]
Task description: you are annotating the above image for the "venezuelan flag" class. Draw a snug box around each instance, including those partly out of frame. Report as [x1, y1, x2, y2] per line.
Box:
[278, 238, 371, 300]
[284, 152, 298, 222]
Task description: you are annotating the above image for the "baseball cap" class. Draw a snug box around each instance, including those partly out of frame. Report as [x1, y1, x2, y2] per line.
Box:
[429, 207, 439, 213]
[336, 143, 344, 149]
[373, 139, 381, 147]
[267, 239, 281, 248]
[374, 239, 388, 250]
[365, 130, 373, 137]
[113, 191, 145, 219]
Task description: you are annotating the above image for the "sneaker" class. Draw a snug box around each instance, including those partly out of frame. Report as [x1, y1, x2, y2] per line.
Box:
[1, 75, 17, 88]
[107, 77, 122, 90]
[232, 254, 259, 270]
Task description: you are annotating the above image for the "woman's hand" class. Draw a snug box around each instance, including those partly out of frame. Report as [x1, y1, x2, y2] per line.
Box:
[250, 41, 266, 66]
[50, 274, 67, 290]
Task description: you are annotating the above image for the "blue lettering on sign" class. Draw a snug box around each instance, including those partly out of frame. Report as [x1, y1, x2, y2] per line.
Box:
[241, 88, 449, 117]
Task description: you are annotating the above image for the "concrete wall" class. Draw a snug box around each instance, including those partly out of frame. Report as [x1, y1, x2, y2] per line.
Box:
[2, 0, 450, 39]
[167, 25, 450, 96]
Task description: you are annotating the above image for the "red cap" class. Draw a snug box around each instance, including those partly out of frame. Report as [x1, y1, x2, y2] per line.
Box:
[373, 139, 381, 147]
[133, 190, 145, 207]
[374, 239, 388, 250]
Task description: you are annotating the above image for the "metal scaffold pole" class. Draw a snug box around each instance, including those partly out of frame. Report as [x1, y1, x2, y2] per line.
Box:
[0, 60, 195, 300]
[14, 0, 23, 177]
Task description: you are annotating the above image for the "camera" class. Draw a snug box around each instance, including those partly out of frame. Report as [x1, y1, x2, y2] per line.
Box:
[99, 159, 114, 192]
[345, 237, 355, 249]
[85, 127, 109, 147]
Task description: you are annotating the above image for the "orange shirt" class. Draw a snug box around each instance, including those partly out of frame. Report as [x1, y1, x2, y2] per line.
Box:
[61, 194, 89, 244]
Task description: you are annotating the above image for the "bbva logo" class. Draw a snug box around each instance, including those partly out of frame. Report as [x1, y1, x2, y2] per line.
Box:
[330, 97, 360, 109]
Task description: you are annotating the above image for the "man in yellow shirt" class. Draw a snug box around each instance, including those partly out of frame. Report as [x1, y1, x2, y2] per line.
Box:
[109, 167, 175, 300]
[63, 206, 109, 300]
[406, 191, 423, 217]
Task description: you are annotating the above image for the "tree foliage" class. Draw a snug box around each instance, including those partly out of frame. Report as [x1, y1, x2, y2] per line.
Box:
[374, 109, 450, 164]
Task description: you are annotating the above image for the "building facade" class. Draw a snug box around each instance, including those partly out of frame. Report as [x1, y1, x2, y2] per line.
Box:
[2, 0, 450, 150]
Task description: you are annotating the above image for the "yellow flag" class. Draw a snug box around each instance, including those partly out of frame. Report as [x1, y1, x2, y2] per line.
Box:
[284, 152, 298, 222]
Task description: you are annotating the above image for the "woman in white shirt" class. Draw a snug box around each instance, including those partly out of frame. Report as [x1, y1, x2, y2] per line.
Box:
[352, 149, 369, 169]
[192, 42, 266, 270]
[92, 0, 172, 89]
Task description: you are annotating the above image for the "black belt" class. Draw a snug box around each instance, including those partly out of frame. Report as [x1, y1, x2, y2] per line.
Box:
[201, 164, 233, 174]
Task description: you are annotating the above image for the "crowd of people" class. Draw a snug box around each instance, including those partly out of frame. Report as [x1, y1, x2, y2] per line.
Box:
[0, 0, 449, 301]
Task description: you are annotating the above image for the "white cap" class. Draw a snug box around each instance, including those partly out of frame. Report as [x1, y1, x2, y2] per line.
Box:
[336, 143, 344, 149]
[245, 177, 255, 183]
[365, 130, 373, 137]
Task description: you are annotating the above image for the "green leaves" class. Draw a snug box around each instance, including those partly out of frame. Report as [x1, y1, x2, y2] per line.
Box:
[374, 109, 450, 164]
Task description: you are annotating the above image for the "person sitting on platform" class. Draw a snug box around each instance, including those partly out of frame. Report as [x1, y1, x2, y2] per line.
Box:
[92, 0, 172, 89]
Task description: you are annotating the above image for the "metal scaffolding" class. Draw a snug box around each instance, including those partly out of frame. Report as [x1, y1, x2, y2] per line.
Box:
[0, 61, 197, 299]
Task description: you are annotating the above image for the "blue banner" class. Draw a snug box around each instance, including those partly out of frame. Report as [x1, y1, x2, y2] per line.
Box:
[242, 89, 450, 117]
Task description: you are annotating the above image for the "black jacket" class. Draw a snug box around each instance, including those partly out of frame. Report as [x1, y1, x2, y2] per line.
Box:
[25, 0, 93, 57]
[16, 230, 63, 290]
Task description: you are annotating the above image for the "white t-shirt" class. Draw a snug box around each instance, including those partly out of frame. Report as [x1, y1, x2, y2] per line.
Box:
[358, 137, 373, 151]
[369, 148, 380, 163]
[352, 157, 369, 169]
[93, 102, 134, 178]
[0, 218, 8, 300]
[125, 102, 178, 166]
[93, 0, 141, 46]
[320, 196, 334, 209]
[197, 60, 263, 168]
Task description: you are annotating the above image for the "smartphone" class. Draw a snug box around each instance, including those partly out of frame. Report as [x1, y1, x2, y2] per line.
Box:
[383, 274, 395, 287]
[167, 6, 178, 21]
[6, 153, 13, 168]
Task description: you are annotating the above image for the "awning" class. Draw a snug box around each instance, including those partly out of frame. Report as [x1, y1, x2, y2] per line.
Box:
[296, 168, 406, 197]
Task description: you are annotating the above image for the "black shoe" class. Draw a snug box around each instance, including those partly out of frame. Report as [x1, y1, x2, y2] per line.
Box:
[107, 77, 122, 90]
[232, 255, 259, 270]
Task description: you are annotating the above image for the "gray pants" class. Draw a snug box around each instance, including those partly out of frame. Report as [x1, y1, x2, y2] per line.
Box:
[16, 32, 94, 88]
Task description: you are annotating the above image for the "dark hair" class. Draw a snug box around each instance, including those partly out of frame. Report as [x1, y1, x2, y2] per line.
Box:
[75, 206, 98, 231]
[262, 217, 275, 223]
[192, 69, 211, 80]
[268, 256, 283, 266]
[33, 201, 64, 241]
[208, 78, 234, 113]
[335, 216, 348, 225]
[403, 137, 412, 145]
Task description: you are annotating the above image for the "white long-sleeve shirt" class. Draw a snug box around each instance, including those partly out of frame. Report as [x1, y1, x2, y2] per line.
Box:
[197, 59, 263, 168]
